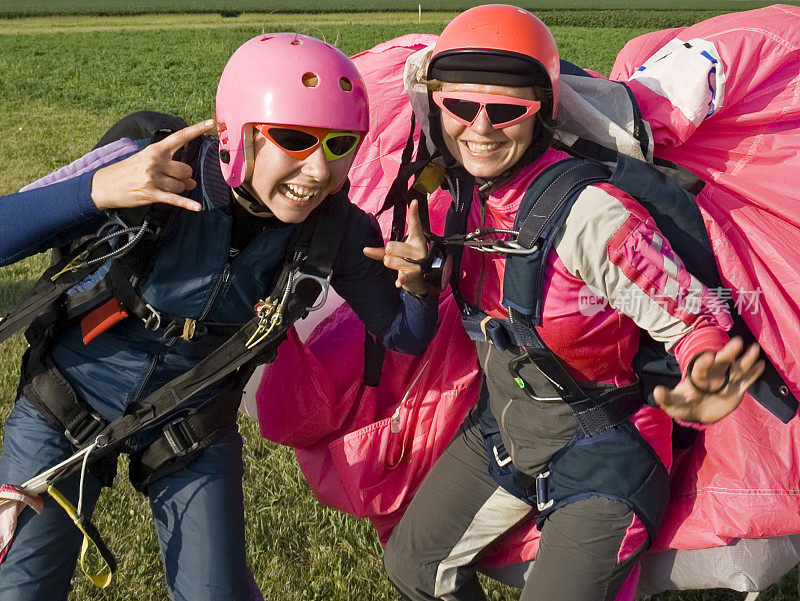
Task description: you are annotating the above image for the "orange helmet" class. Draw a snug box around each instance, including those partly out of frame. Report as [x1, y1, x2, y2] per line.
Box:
[429, 4, 560, 121]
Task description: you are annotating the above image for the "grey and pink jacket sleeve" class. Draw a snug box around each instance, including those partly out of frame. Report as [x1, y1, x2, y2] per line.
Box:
[553, 181, 732, 377]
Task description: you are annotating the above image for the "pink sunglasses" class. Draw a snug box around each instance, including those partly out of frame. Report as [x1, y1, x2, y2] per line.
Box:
[432, 91, 541, 129]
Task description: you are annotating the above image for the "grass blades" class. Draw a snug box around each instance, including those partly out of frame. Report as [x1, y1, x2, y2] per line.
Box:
[1, 11, 798, 601]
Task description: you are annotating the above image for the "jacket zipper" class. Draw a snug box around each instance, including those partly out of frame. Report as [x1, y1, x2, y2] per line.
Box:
[474, 192, 489, 307]
[198, 263, 231, 321]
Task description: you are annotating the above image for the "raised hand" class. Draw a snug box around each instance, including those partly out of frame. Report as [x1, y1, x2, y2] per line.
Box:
[90, 119, 216, 212]
[653, 336, 765, 423]
[363, 200, 431, 296]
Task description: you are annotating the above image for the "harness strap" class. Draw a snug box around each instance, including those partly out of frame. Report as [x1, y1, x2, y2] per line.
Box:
[0, 236, 114, 346]
[128, 381, 242, 492]
[21, 346, 109, 448]
[515, 160, 610, 250]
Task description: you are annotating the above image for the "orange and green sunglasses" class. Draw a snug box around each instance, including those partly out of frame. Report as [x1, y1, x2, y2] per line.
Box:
[254, 124, 361, 162]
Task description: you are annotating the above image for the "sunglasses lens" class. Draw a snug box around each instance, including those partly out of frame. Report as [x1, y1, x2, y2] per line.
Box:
[485, 103, 528, 126]
[441, 98, 481, 123]
[267, 128, 319, 152]
[324, 134, 360, 157]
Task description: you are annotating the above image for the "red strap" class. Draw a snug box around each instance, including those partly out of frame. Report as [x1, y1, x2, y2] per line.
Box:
[80, 298, 129, 345]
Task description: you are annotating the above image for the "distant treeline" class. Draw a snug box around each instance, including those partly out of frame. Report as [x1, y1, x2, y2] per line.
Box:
[0, 0, 796, 28]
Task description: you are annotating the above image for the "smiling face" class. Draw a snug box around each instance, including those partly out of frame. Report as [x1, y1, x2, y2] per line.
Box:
[244, 128, 356, 223]
[438, 82, 538, 180]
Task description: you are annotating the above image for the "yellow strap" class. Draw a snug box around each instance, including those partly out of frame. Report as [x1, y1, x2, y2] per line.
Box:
[479, 315, 494, 341]
[412, 162, 445, 194]
[181, 318, 197, 341]
[47, 485, 114, 588]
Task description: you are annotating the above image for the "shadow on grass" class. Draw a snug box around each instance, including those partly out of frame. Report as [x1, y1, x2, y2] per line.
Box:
[0, 277, 38, 317]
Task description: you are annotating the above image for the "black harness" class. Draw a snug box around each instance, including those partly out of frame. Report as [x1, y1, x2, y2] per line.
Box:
[1, 112, 351, 494]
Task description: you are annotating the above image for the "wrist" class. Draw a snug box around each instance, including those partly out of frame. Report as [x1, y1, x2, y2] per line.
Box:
[406, 285, 440, 302]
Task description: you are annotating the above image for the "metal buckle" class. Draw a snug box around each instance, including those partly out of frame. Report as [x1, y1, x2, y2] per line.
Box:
[290, 271, 332, 312]
[440, 228, 541, 255]
[492, 445, 513, 467]
[246, 299, 282, 349]
[507, 352, 564, 402]
[536, 471, 554, 511]
[162, 417, 200, 457]
[64, 411, 106, 447]
[142, 304, 162, 330]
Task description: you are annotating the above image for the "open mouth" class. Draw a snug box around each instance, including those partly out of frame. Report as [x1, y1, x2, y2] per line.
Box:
[463, 140, 504, 154]
[279, 183, 318, 204]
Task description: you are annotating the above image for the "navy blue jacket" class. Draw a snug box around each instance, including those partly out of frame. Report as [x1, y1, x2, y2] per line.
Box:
[0, 137, 437, 422]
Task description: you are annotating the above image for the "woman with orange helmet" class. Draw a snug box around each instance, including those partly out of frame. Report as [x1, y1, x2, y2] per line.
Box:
[0, 34, 436, 601]
[382, 6, 762, 600]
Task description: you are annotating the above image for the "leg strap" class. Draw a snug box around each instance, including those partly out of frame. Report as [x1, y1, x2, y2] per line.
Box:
[21, 347, 108, 448]
[128, 384, 241, 492]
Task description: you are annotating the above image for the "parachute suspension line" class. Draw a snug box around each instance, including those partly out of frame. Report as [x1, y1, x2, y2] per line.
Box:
[76, 436, 102, 518]
[49, 217, 155, 281]
[43, 434, 116, 589]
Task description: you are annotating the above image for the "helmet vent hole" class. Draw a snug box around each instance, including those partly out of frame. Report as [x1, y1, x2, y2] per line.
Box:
[290, 37, 302, 46]
[339, 77, 353, 92]
[302, 72, 319, 88]
[259, 35, 273, 42]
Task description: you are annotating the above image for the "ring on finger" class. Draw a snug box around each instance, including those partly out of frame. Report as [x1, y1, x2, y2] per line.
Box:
[687, 354, 731, 395]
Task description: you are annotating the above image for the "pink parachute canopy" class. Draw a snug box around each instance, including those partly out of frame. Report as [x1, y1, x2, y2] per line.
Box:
[256, 5, 800, 567]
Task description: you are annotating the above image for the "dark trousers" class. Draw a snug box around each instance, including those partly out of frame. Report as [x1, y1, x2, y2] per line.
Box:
[383, 410, 648, 601]
[0, 397, 254, 601]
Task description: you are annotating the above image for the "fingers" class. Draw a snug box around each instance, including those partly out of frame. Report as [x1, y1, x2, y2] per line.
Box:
[151, 190, 202, 212]
[406, 200, 425, 241]
[657, 338, 766, 424]
[156, 119, 216, 155]
[363, 247, 386, 261]
[711, 336, 745, 367]
[161, 159, 195, 182]
[734, 341, 761, 374]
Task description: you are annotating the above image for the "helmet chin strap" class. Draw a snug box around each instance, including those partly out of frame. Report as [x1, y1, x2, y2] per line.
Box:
[231, 124, 273, 216]
[232, 184, 273, 215]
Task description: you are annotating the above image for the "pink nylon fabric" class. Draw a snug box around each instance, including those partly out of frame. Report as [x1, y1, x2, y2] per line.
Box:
[611, 4, 800, 551]
[257, 5, 800, 565]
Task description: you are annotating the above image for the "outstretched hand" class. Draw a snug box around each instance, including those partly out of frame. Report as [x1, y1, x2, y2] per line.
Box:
[653, 336, 765, 424]
[363, 200, 431, 296]
[90, 119, 216, 212]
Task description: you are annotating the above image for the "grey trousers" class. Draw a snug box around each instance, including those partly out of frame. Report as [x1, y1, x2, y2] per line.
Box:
[383, 410, 648, 601]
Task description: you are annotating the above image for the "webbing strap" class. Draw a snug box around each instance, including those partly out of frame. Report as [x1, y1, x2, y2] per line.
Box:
[0, 237, 109, 345]
[22, 347, 109, 447]
[128, 385, 241, 491]
[47, 485, 116, 588]
[515, 160, 610, 249]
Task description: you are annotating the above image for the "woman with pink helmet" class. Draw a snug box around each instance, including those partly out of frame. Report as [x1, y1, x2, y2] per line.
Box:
[0, 34, 435, 600]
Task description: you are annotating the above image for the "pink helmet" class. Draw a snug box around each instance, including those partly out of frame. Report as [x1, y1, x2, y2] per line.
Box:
[216, 33, 369, 188]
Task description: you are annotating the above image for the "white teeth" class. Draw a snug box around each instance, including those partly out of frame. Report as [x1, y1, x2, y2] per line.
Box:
[464, 141, 501, 153]
[283, 183, 316, 201]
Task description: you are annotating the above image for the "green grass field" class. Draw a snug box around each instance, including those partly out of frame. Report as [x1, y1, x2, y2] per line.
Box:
[0, 0, 797, 18]
[0, 8, 798, 601]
